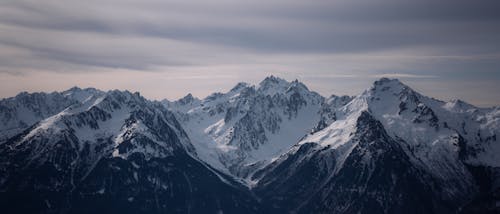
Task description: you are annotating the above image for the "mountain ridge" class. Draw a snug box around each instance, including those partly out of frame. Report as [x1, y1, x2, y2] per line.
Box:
[0, 76, 499, 213]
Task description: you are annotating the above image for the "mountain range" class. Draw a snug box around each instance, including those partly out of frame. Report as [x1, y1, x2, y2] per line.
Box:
[0, 76, 499, 213]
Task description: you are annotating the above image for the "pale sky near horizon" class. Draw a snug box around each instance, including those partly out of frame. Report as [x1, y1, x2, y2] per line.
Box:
[1, 0, 500, 107]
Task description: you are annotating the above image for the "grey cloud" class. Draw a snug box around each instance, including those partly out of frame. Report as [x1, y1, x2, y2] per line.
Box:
[2, 0, 500, 55]
[1, 0, 500, 106]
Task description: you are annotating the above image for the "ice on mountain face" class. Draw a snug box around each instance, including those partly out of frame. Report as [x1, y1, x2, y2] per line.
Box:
[170, 76, 324, 178]
[299, 108, 363, 174]
[297, 91, 381, 175]
[301, 100, 366, 149]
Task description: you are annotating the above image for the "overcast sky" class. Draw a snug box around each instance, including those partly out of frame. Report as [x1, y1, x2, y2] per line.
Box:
[1, 0, 499, 106]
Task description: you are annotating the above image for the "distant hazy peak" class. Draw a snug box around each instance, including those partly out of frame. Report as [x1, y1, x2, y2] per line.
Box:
[62, 86, 104, 103]
[230, 82, 251, 92]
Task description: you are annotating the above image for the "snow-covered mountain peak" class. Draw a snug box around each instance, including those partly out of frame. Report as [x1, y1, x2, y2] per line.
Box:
[352, 78, 427, 118]
[288, 79, 308, 90]
[63, 86, 101, 96]
[259, 75, 288, 86]
[257, 75, 291, 96]
[166, 76, 327, 177]
[230, 82, 251, 93]
[285, 79, 314, 97]
[255, 76, 323, 109]
[161, 93, 202, 113]
[176, 93, 198, 105]
[13, 88, 193, 164]
[367, 78, 413, 97]
[362, 78, 421, 105]
[0, 91, 79, 141]
[264, 79, 485, 209]
[62, 86, 104, 103]
[372, 77, 404, 87]
[1, 78, 499, 213]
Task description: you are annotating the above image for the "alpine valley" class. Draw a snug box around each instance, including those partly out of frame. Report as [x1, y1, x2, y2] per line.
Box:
[0, 76, 499, 214]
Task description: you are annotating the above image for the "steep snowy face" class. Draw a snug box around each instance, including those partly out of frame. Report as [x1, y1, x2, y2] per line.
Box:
[307, 78, 478, 189]
[362, 78, 499, 169]
[251, 78, 491, 213]
[0, 92, 76, 141]
[252, 78, 500, 213]
[8, 90, 193, 163]
[169, 76, 325, 177]
[312, 95, 353, 133]
[362, 79, 464, 170]
[361, 79, 483, 201]
[0, 90, 262, 214]
[257, 75, 290, 96]
[254, 110, 465, 214]
[0, 87, 104, 142]
[429, 98, 500, 168]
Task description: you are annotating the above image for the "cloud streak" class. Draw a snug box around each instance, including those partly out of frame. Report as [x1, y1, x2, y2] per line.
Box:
[0, 0, 499, 106]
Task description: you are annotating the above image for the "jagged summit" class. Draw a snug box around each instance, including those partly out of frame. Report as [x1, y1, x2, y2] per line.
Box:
[0, 91, 78, 141]
[368, 78, 411, 94]
[176, 93, 199, 105]
[11, 88, 193, 162]
[230, 82, 252, 92]
[166, 76, 325, 177]
[287, 79, 310, 94]
[373, 77, 401, 84]
[0, 89, 259, 214]
[62, 86, 104, 103]
[63, 86, 100, 93]
[259, 75, 288, 86]
[257, 75, 293, 96]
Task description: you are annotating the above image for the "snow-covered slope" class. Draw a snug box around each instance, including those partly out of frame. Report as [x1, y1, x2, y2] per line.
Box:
[290, 78, 499, 177]
[0, 87, 104, 142]
[167, 76, 325, 177]
[20, 90, 193, 160]
[0, 89, 260, 214]
[0, 77, 498, 213]
[359, 78, 499, 170]
[251, 78, 499, 213]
